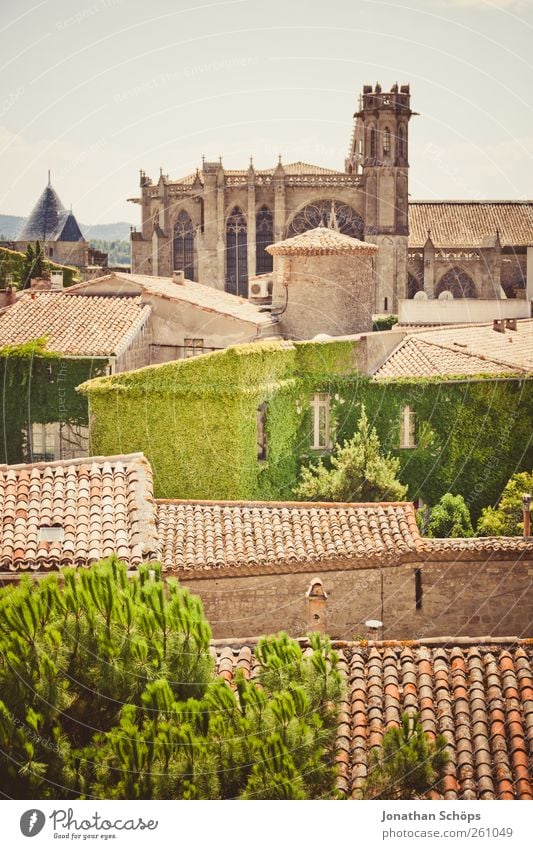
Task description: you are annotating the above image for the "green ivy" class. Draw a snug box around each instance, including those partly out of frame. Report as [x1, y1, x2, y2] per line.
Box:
[80, 340, 533, 518]
[0, 246, 79, 288]
[0, 339, 106, 464]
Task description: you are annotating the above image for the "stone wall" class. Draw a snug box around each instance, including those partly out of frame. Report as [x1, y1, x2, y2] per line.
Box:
[175, 554, 533, 640]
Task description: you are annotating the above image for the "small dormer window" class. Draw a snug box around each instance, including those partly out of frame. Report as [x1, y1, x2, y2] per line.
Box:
[399, 405, 416, 449]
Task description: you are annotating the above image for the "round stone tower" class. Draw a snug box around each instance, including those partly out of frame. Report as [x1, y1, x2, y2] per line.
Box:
[266, 225, 378, 340]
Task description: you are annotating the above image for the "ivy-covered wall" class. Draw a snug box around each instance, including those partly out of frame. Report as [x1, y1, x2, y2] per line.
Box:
[0, 246, 79, 288]
[80, 339, 533, 516]
[0, 339, 106, 464]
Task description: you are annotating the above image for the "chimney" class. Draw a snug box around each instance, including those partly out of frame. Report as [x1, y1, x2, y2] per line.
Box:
[505, 318, 517, 331]
[522, 493, 531, 539]
[50, 270, 64, 290]
[172, 270, 185, 285]
[6, 285, 16, 306]
[493, 319, 505, 333]
[306, 577, 327, 633]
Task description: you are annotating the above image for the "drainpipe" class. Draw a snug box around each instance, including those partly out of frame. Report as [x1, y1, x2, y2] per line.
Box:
[522, 493, 531, 539]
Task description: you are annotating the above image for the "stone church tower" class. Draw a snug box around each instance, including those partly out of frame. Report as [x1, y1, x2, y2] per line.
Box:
[346, 83, 413, 313]
[130, 82, 413, 313]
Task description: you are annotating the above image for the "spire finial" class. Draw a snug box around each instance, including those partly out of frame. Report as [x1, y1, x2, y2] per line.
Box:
[328, 200, 339, 231]
[48, 169, 51, 186]
[278, 153, 282, 165]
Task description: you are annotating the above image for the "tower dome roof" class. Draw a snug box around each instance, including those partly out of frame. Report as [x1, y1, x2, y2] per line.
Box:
[266, 226, 377, 257]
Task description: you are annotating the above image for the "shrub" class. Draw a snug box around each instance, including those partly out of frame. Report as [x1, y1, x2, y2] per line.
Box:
[425, 493, 474, 538]
[477, 471, 533, 536]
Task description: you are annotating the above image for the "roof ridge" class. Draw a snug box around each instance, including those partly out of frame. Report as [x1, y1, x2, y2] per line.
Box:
[414, 336, 524, 373]
[210, 635, 533, 648]
[0, 452, 147, 472]
[155, 498, 415, 508]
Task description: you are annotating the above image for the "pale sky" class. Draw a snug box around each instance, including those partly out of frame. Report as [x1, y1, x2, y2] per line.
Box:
[1, 0, 532, 224]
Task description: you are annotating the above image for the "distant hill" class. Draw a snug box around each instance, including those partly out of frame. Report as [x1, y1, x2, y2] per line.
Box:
[0, 214, 134, 243]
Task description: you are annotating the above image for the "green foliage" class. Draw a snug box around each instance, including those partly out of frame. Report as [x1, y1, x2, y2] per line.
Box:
[372, 315, 398, 332]
[89, 239, 130, 265]
[0, 245, 78, 289]
[362, 711, 448, 800]
[477, 470, 533, 536]
[0, 340, 105, 464]
[81, 337, 533, 517]
[294, 405, 408, 502]
[425, 493, 474, 538]
[0, 560, 342, 800]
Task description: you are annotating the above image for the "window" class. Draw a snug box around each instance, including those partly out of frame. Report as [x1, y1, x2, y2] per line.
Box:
[59, 422, 89, 460]
[226, 207, 248, 296]
[256, 206, 273, 274]
[383, 127, 391, 156]
[399, 405, 416, 449]
[257, 402, 267, 461]
[184, 338, 204, 358]
[29, 422, 59, 462]
[311, 393, 331, 450]
[398, 124, 406, 159]
[173, 210, 195, 279]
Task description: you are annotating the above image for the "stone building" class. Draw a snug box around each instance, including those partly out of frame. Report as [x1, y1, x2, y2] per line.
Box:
[130, 82, 414, 314]
[129, 82, 533, 315]
[14, 176, 89, 269]
[267, 225, 378, 338]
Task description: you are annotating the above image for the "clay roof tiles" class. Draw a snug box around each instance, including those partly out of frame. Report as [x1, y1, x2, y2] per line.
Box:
[213, 636, 533, 800]
[266, 226, 378, 256]
[409, 201, 533, 248]
[0, 291, 151, 357]
[0, 453, 158, 572]
[156, 500, 421, 573]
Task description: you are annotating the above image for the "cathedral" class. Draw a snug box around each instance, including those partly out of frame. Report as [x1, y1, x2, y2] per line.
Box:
[130, 83, 532, 313]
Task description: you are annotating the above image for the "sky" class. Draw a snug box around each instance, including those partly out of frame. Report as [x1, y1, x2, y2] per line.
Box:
[1, 0, 532, 224]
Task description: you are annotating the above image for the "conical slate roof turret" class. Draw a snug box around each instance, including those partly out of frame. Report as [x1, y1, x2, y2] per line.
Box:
[16, 179, 84, 243]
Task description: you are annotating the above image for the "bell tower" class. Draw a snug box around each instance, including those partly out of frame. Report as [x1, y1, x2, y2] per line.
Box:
[346, 83, 414, 313]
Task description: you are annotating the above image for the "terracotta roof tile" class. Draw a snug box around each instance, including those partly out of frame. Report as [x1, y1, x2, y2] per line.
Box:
[266, 226, 377, 257]
[156, 500, 420, 572]
[0, 292, 151, 357]
[0, 453, 157, 571]
[213, 636, 533, 799]
[373, 319, 533, 380]
[409, 201, 533, 248]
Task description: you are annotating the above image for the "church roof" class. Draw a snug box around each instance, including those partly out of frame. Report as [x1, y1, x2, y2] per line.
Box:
[266, 226, 377, 256]
[174, 161, 345, 184]
[16, 181, 85, 243]
[409, 201, 533, 248]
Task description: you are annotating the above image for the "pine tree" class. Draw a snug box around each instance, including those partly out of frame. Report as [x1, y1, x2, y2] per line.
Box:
[33, 240, 46, 279]
[294, 405, 407, 502]
[21, 243, 35, 288]
[0, 558, 342, 800]
[362, 711, 448, 800]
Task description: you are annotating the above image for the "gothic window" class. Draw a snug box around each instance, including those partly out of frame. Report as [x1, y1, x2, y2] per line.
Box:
[173, 210, 195, 280]
[407, 272, 424, 298]
[311, 393, 331, 450]
[369, 125, 376, 159]
[256, 206, 273, 274]
[398, 125, 406, 160]
[436, 267, 477, 299]
[226, 207, 248, 296]
[383, 127, 391, 157]
[257, 402, 268, 461]
[286, 201, 364, 240]
[399, 406, 416, 449]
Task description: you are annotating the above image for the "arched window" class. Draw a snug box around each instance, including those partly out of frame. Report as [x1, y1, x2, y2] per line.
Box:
[226, 207, 248, 296]
[256, 206, 273, 275]
[398, 125, 406, 160]
[407, 272, 423, 299]
[286, 200, 364, 240]
[436, 267, 477, 299]
[369, 125, 376, 159]
[383, 127, 391, 157]
[173, 210, 195, 279]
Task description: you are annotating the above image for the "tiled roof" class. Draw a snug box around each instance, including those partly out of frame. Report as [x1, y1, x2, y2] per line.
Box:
[67, 273, 275, 327]
[266, 226, 377, 257]
[0, 291, 151, 356]
[17, 182, 85, 243]
[409, 201, 533, 248]
[373, 336, 521, 381]
[373, 319, 533, 380]
[0, 454, 158, 572]
[213, 636, 533, 799]
[156, 500, 421, 573]
[174, 161, 344, 183]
